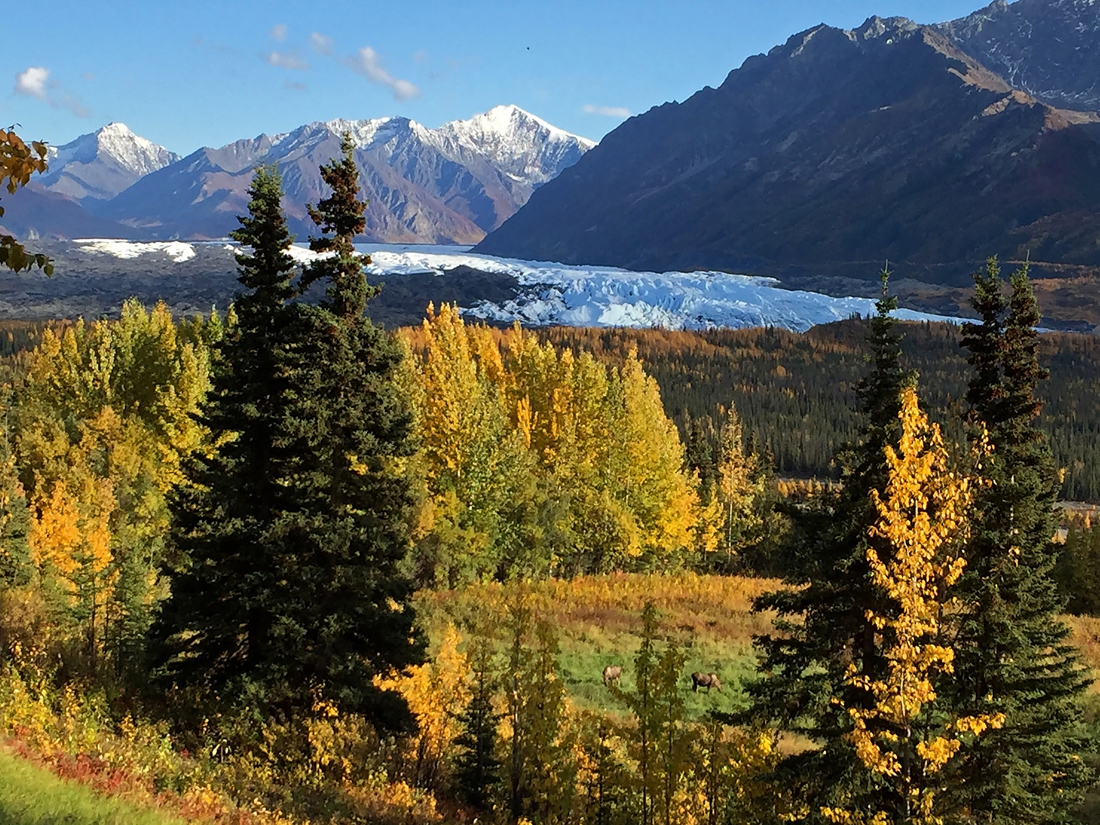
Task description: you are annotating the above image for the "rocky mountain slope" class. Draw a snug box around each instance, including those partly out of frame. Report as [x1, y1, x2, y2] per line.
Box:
[83, 105, 591, 244]
[477, 10, 1100, 287]
[937, 0, 1100, 113]
[40, 123, 179, 203]
[0, 185, 138, 241]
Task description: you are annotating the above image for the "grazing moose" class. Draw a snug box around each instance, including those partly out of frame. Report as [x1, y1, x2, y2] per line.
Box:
[602, 664, 622, 686]
[691, 671, 723, 693]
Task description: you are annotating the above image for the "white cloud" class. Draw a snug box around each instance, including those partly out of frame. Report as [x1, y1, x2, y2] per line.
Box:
[583, 104, 631, 118]
[270, 23, 287, 41]
[413, 49, 430, 64]
[309, 32, 334, 56]
[346, 47, 420, 101]
[14, 66, 90, 117]
[264, 51, 309, 71]
[15, 66, 49, 99]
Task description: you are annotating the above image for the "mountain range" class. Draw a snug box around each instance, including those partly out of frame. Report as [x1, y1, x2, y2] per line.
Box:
[2, 106, 593, 245]
[477, 0, 1100, 291]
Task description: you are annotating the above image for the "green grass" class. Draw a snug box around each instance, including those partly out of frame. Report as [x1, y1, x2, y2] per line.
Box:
[417, 573, 776, 717]
[0, 748, 184, 825]
[553, 631, 757, 718]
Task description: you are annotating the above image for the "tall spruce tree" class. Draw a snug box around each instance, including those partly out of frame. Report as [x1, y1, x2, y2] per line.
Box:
[151, 164, 302, 709]
[949, 259, 1093, 823]
[453, 637, 501, 810]
[274, 133, 425, 727]
[153, 151, 423, 730]
[745, 272, 915, 816]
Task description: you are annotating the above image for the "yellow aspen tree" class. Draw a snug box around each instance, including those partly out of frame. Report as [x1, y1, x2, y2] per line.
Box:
[504, 331, 576, 472]
[611, 351, 698, 564]
[824, 388, 1003, 825]
[374, 624, 471, 790]
[16, 300, 215, 672]
[28, 470, 115, 665]
[400, 305, 533, 584]
[715, 405, 762, 563]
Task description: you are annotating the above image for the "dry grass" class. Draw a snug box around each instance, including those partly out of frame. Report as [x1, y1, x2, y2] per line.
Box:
[419, 571, 778, 643]
[1065, 615, 1100, 685]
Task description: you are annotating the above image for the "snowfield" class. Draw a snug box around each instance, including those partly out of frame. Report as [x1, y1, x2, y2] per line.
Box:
[70, 239, 964, 333]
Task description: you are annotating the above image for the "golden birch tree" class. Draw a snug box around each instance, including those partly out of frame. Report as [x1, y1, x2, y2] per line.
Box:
[824, 388, 1003, 825]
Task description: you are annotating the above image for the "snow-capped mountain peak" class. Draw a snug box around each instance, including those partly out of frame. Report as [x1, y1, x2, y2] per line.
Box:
[40, 105, 594, 242]
[42, 123, 179, 202]
[442, 104, 597, 152]
[432, 104, 595, 190]
[92, 122, 179, 177]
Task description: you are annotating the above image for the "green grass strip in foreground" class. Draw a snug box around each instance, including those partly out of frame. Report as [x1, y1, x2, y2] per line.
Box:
[0, 747, 184, 825]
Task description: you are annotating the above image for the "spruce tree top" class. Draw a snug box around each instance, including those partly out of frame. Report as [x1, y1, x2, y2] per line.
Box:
[229, 164, 297, 325]
[301, 132, 376, 320]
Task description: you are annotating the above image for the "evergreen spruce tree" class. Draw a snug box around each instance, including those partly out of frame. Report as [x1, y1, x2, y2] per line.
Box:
[744, 272, 915, 815]
[153, 150, 424, 730]
[949, 259, 1093, 823]
[453, 637, 501, 810]
[0, 399, 30, 589]
[275, 133, 424, 727]
[1054, 523, 1100, 617]
[151, 164, 302, 708]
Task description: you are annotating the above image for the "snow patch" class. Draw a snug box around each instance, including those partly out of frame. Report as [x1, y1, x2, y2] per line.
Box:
[75, 239, 196, 262]
[64, 241, 965, 333]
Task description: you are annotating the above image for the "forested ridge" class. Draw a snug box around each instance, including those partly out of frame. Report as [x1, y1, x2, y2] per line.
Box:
[536, 322, 1100, 501]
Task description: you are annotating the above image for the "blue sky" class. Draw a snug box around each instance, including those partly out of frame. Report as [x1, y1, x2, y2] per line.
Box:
[6, 0, 992, 154]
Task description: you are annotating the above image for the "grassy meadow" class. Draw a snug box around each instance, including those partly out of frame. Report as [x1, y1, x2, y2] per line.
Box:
[420, 573, 1100, 715]
[4, 572, 1100, 823]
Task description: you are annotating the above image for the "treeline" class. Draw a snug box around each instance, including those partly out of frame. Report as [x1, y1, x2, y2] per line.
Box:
[536, 321, 1100, 500]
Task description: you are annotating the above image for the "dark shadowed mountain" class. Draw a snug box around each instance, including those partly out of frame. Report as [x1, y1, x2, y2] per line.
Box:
[0, 185, 139, 241]
[476, 13, 1100, 286]
[95, 106, 592, 243]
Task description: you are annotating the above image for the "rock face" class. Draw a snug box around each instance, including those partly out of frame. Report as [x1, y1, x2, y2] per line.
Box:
[41, 123, 179, 203]
[97, 105, 593, 243]
[476, 13, 1100, 283]
[937, 0, 1100, 113]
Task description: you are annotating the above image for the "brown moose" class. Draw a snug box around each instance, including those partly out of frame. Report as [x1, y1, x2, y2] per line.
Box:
[602, 664, 622, 686]
[691, 671, 723, 693]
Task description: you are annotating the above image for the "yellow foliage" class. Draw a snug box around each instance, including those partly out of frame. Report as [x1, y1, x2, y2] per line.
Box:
[374, 623, 471, 786]
[402, 307, 710, 577]
[831, 388, 1004, 825]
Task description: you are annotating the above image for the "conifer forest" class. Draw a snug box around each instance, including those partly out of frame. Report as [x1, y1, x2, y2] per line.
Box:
[2, 137, 1100, 825]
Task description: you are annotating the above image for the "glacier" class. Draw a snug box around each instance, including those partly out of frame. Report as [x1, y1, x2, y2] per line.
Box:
[355, 244, 964, 333]
[66, 238, 965, 333]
